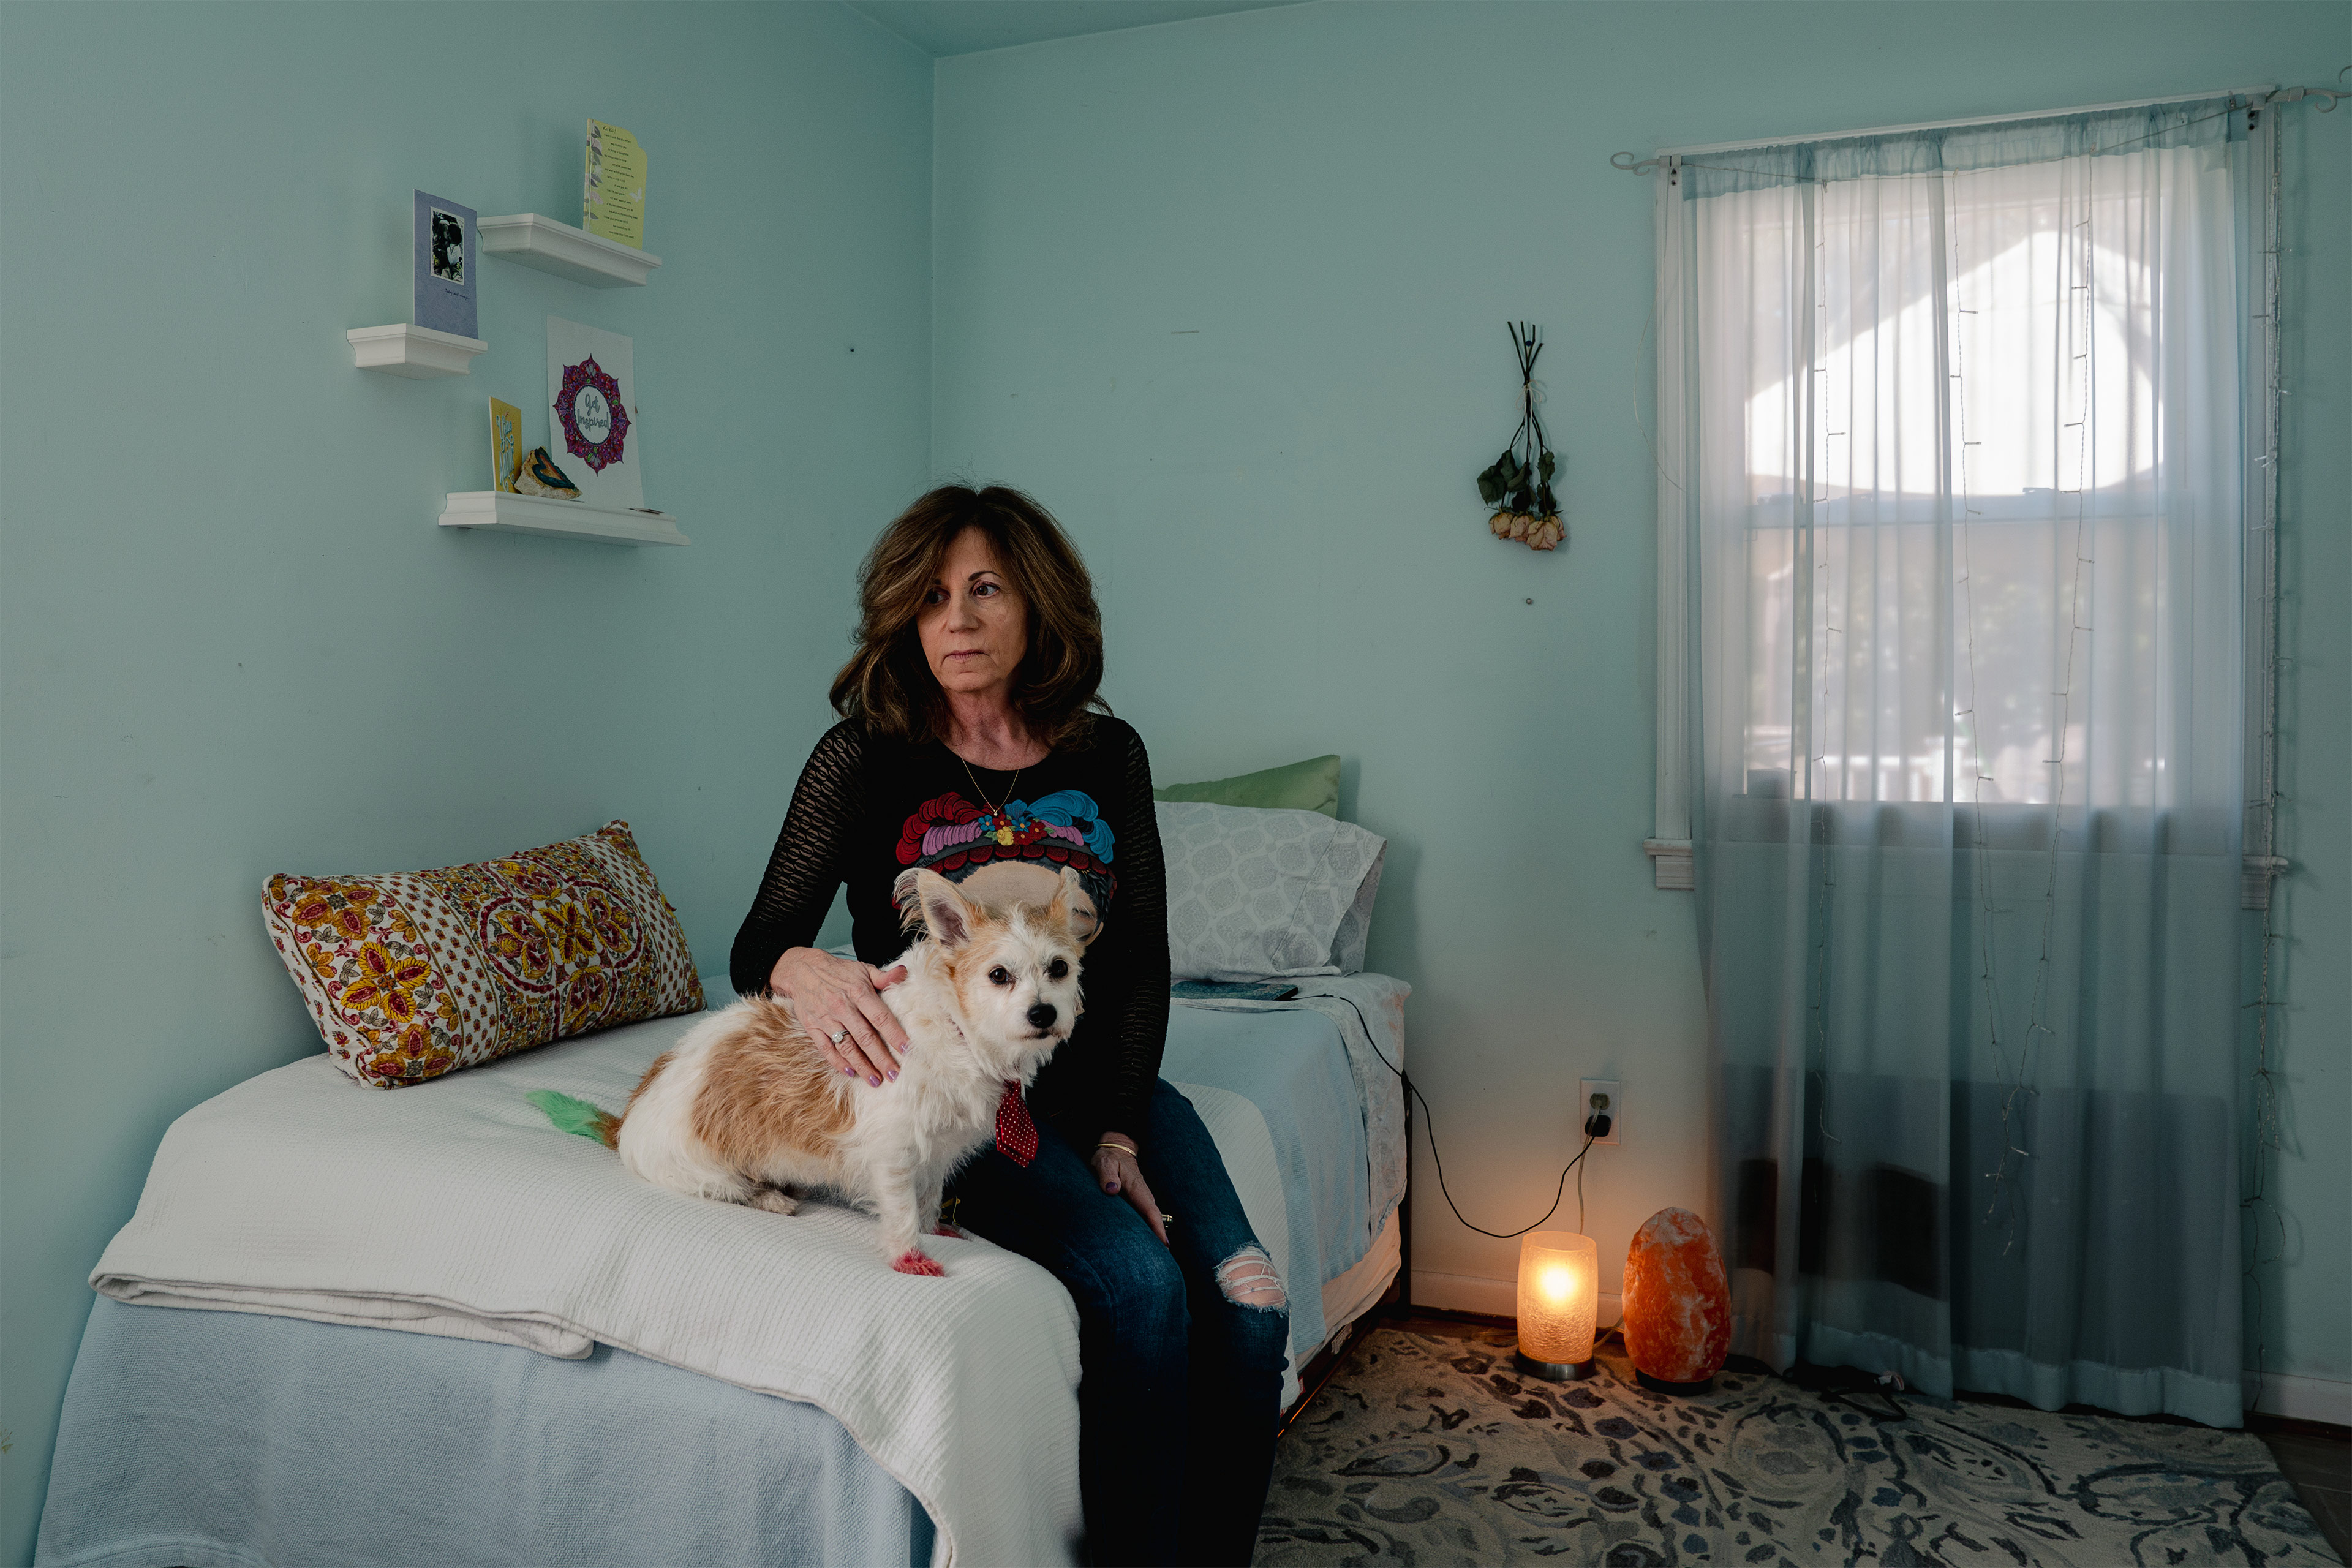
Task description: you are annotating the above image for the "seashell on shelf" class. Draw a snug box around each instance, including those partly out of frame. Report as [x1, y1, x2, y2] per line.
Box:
[514, 446, 582, 499]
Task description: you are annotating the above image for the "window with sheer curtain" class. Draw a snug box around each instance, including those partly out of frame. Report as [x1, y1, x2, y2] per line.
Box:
[1649, 96, 2273, 1425]
[1708, 129, 2243, 817]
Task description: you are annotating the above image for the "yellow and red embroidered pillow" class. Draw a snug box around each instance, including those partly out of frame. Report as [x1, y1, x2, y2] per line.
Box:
[264, 821, 704, 1088]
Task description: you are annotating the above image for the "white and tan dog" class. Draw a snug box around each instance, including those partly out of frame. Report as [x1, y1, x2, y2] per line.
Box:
[595, 865, 1088, 1275]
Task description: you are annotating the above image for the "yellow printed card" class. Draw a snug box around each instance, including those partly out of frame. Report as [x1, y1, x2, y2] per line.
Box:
[488, 398, 522, 492]
[583, 119, 646, 249]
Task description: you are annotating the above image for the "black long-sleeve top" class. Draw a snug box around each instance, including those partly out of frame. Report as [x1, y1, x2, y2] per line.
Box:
[729, 716, 1170, 1140]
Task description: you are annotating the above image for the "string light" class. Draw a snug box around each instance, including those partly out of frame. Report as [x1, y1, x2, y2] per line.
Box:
[1966, 140, 2104, 1250]
[2242, 100, 2289, 1414]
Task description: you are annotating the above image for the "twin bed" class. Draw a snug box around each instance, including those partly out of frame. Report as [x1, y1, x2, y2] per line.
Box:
[37, 797, 1407, 1568]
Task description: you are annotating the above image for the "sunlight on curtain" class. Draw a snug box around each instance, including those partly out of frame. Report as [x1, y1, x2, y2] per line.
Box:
[1666, 97, 2262, 1425]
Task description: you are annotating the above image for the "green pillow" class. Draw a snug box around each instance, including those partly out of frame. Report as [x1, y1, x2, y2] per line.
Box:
[1154, 755, 1341, 818]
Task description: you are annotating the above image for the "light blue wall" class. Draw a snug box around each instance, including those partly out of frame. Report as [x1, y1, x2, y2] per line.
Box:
[932, 0, 2350, 1396]
[0, 1, 930, 1552]
[6, 8, 2345, 1550]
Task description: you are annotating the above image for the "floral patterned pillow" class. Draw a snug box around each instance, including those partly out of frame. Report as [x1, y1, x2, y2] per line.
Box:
[263, 820, 704, 1088]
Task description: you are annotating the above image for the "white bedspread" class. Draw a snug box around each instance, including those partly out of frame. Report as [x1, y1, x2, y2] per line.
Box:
[89, 1011, 1083, 1568]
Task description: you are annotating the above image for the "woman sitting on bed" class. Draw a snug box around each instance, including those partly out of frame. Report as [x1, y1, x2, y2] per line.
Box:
[731, 484, 1287, 1568]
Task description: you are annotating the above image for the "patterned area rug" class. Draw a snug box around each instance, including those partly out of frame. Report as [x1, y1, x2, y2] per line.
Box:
[1259, 1326, 2341, 1567]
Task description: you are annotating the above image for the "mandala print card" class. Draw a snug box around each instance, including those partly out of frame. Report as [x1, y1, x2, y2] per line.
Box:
[546, 316, 642, 510]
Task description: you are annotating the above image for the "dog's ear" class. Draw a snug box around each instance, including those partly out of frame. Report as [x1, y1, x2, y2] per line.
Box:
[1044, 866, 1080, 926]
[905, 868, 979, 949]
[1046, 866, 1106, 948]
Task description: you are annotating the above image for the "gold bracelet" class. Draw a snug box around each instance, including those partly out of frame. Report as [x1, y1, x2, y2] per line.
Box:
[1096, 1140, 1139, 1159]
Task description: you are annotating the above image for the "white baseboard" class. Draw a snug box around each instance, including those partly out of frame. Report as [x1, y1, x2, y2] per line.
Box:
[2250, 1370, 2351, 1427]
[1412, 1270, 2348, 1427]
[1411, 1270, 1621, 1327]
[1411, 1268, 1513, 1316]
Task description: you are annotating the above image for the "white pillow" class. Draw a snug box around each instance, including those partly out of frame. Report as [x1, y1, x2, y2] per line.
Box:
[1156, 801, 1387, 981]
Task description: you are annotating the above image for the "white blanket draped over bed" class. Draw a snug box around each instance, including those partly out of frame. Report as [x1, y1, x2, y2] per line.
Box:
[89, 1011, 1084, 1568]
[88, 979, 1406, 1567]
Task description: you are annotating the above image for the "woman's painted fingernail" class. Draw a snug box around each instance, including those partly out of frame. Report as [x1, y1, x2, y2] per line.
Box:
[887, 1069, 899, 1082]
[842, 1065, 856, 1076]
[868, 1075, 881, 1087]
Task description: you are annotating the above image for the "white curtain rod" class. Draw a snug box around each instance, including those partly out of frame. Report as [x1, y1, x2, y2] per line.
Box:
[1615, 85, 2278, 172]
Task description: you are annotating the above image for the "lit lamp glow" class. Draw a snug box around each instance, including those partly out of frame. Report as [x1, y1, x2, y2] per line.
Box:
[1513, 1230, 1599, 1380]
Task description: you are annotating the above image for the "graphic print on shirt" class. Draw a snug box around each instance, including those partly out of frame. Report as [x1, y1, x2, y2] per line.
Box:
[894, 790, 1116, 944]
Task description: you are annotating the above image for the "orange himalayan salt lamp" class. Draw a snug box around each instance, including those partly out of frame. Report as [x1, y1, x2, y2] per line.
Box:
[1621, 1207, 1732, 1392]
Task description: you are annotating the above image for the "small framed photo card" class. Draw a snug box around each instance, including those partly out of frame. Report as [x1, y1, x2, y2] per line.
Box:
[430, 208, 466, 282]
[413, 191, 478, 339]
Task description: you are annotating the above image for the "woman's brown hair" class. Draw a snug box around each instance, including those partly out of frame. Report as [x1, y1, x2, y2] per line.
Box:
[831, 485, 1109, 748]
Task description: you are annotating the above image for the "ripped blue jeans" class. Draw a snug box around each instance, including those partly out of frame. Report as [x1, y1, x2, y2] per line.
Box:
[949, 1078, 1289, 1567]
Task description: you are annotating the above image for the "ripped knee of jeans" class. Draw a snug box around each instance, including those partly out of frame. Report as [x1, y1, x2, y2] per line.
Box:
[1216, 1244, 1287, 1311]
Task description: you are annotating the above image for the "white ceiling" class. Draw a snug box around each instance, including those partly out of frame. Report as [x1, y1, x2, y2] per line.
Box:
[847, 0, 1310, 58]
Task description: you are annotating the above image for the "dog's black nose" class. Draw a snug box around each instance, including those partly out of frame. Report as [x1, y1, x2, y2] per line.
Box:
[1027, 1002, 1058, 1030]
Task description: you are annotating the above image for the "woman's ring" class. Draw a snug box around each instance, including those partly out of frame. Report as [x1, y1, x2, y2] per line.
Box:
[828, 1028, 850, 1046]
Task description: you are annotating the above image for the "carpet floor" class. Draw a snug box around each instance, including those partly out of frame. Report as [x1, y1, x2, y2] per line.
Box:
[1257, 1324, 2342, 1567]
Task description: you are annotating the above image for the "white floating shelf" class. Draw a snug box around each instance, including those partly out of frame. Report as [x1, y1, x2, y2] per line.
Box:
[440, 491, 688, 546]
[479, 213, 661, 287]
[349, 323, 488, 378]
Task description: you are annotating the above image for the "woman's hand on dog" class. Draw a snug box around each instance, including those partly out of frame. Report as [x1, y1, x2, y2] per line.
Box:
[1091, 1133, 1167, 1246]
[770, 946, 909, 1086]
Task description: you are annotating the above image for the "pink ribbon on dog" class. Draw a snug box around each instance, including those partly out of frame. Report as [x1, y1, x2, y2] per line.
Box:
[995, 1082, 1038, 1167]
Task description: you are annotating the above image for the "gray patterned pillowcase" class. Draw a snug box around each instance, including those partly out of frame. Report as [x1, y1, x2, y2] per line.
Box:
[1156, 802, 1387, 981]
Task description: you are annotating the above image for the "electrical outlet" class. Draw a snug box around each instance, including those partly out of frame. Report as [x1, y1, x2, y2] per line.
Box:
[1580, 1079, 1623, 1147]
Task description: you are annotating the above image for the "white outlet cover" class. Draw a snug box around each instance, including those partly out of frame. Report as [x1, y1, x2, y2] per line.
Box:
[1580, 1079, 1623, 1147]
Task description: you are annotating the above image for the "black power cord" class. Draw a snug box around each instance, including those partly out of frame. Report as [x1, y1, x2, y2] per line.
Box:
[1324, 993, 1605, 1243]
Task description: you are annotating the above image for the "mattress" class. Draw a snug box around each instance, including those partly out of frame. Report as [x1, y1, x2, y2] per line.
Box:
[1318, 1205, 1403, 1359]
[39, 982, 1405, 1567]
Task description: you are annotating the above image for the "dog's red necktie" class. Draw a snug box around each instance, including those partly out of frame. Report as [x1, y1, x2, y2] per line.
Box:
[995, 1082, 1038, 1167]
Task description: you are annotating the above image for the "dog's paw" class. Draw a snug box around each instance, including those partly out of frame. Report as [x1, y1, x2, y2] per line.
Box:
[891, 1250, 947, 1277]
[749, 1187, 801, 1215]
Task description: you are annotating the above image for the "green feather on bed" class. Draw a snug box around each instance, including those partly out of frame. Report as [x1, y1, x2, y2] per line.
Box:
[527, 1090, 621, 1148]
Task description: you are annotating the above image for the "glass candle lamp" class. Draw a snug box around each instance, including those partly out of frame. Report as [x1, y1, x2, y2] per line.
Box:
[1513, 1230, 1599, 1379]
